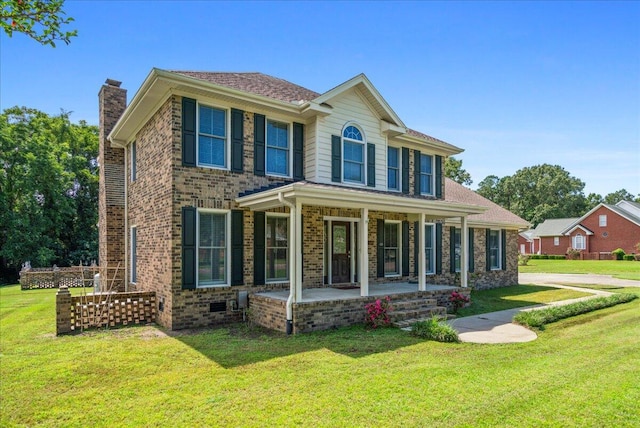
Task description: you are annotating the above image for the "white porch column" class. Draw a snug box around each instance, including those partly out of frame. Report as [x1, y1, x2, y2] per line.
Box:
[288, 204, 297, 303]
[295, 201, 303, 300]
[359, 208, 369, 297]
[461, 216, 469, 288]
[418, 213, 426, 291]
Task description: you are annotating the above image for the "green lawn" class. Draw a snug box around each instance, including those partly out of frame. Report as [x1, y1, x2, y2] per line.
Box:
[456, 284, 592, 317]
[2, 285, 639, 427]
[519, 259, 640, 280]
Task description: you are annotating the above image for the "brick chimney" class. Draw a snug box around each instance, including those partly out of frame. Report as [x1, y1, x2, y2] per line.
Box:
[98, 79, 127, 290]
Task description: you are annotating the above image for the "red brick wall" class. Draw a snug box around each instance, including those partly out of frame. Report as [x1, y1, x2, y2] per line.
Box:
[538, 236, 571, 255]
[578, 206, 640, 254]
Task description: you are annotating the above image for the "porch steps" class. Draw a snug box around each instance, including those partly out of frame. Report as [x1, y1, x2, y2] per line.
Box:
[388, 298, 448, 328]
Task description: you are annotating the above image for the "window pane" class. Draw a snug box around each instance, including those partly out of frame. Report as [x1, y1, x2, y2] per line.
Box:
[388, 147, 398, 167]
[267, 147, 289, 176]
[343, 125, 362, 141]
[333, 225, 347, 254]
[421, 174, 432, 194]
[199, 106, 225, 137]
[199, 136, 225, 167]
[388, 169, 398, 189]
[420, 154, 432, 174]
[267, 248, 288, 280]
[344, 161, 363, 182]
[384, 249, 398, 275]
[384, 223, 398, 247]
[267, 120, 289, 148]
[344, 141, 363, 162]
[199, 248, 213, 283]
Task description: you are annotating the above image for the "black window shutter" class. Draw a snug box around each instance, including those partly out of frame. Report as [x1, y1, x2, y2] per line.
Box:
[486, 228, 491, 272]
[401, 148, 409, 194]
[367, 143, 375, 187]
[182, 97, 196, 167]
[377, 219, 384, 278]
[501, 229, 507, 271]
[468, 228, 475, 273]
[253, 212, 265, 285]
[435, 155, 443, 198]
[231, 109, 244, 173]
[435, 223, 442, 274]
[254, 114, 265, 176]
[331, 135, 341, 182]
[414, 150, 421, 195]
[413, 221, 419, 276]
[293, 122, 304, 180]
[450, 227, 457, 274]
[181, 206, 196, 289]
[231, 210, 244, 285]
[402, 221, 410, 276]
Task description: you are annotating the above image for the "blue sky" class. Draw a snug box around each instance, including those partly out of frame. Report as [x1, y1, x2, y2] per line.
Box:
[1, 1, 638, 197]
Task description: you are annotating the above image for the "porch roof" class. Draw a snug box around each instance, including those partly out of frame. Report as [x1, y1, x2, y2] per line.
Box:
[236, 181, 487, 217]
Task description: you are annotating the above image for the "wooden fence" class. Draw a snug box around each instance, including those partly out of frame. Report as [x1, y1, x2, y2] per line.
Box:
[20, 265, 125, 291]
[56, 287, 156, 335]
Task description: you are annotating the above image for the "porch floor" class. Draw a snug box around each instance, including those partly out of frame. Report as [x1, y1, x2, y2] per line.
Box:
[255, 282, 458, 303]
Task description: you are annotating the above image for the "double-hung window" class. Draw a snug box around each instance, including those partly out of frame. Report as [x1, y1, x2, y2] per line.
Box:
[343, 125, 365, 183]
[384, 222, 400, 276]
[198, 105, 227, 168]
[425, 223, 435, 274]
[130, 226, 137, 283]
[420, 154, 433, 195]
[599, 215, 607, 227]
[554, 237, 559, 246]
[266, 215, 289, 281]
[198, 211, 228, 286]
[266, 119, 290, 176]
[453, 227, 461, 272]
[489, 229, 501, 270]
[387, 147, 400, 191]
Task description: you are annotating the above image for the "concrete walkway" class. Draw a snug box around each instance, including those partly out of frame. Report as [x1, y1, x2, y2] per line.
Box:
[447, 273, 640, 344]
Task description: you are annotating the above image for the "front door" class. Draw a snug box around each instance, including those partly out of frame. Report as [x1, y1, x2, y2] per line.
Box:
[331, 222, 351, 283]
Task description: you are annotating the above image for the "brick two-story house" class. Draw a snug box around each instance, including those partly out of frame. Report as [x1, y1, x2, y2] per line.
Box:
[99, 69, 528, 333]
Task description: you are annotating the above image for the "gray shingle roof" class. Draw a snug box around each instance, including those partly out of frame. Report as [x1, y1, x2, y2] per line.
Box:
[444, 178, 529, 227]
[532, 218, 578, 237]
[172, 71, 321, 103]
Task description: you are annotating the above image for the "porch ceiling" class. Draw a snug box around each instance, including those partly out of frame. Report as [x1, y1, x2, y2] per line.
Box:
[236, 181, 487, 218]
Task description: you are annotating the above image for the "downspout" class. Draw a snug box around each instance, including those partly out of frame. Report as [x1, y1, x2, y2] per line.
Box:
[123, 140, 129, 292]
[278, 192, 296, 334]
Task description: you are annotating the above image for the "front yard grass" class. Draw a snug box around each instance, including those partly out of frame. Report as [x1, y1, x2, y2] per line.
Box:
[2, 284, 639, 427]
[519, 259, 640, 280]
[455, 284, 592, 317]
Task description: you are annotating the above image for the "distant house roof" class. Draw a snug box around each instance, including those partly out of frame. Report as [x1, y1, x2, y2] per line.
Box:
[561, 202, 640, 234]
[532, 218, 578, 237]
[444, 178, 530, 229]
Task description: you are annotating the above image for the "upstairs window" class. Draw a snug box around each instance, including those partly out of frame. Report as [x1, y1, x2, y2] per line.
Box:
[387, 147, 400, 191]
[343, 125, 365, 184]
[420, 154, 433, 195]
[266, 119, 290, 176]
[198, 105, 227, 168]
[599, 215, 607, 227]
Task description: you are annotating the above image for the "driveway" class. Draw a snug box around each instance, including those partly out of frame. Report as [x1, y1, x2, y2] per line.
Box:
[448, 273, 639, 344]
[519, 272, 640, 288]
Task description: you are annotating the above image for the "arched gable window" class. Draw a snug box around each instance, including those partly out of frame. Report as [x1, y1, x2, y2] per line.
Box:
[572, 233, 585, 250]
[342, 124, 365, 184]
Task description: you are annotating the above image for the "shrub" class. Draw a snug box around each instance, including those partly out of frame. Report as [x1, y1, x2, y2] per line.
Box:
[518, 254, 530, 266]
[612, 248, 626, 260]
[364, 296, 393, 329]
[449, 291, 470, 313]
[623, 254, 635, 261]
[411, 317, 459, 342]
[513, 294, 637, 329]
[566, 248, 581, 260]
[540, 254, 549, 259]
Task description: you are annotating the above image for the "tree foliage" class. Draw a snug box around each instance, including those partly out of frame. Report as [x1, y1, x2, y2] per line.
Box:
[0, 106, 98, 282]
[602, 189, 639, 205]
[445, 156, 472, 186]
[477, 164, 588, 226]
[1, 0, 76, 47]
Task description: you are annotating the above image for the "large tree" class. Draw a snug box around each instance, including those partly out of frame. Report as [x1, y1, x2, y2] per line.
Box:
[0, 107, 98, 282]
[445, 156, 472, 186]
[1, 0, 76, 47]
[602, 189, 639, 205]
[477, 164, 587, 226]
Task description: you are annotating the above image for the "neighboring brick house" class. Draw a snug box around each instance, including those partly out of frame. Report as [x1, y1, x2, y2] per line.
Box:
[561, 201, 640, 255]
[99, 69, 529, 333]
[522, 218, 577, 255]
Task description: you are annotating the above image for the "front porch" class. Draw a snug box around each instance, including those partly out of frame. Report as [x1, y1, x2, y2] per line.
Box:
[250, 282, 464, 334]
